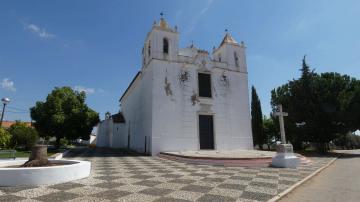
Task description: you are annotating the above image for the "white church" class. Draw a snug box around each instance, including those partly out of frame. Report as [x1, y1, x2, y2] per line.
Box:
[96, 16, 254, 155]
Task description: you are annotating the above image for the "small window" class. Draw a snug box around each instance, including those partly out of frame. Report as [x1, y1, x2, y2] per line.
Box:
[234, 52, 239, 66]
[163, 38, 169, 54]
[218, 54, 221, 62]
[198, 73, 212, 98]
[148, 41, 151, 56]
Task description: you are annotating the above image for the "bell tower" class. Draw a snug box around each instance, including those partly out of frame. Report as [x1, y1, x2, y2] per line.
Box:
[142, 14, 179, 68]
[212, 30, 247, 72]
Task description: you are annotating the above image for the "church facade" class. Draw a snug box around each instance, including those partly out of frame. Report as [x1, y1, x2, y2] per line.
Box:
[96, 17, 253, 155]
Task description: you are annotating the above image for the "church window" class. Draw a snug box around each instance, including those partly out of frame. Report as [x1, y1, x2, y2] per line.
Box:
[218, 54, 221, 62]
[148, 41, 151, 56]
[163, 38, 169, 54]
[234, 52, 239, 67]
[198, 73, 212, 98]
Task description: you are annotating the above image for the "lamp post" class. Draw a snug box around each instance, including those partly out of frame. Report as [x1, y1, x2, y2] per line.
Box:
[0, 97, 10, 127]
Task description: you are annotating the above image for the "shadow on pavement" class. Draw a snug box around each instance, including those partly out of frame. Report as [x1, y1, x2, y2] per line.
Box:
[337, 153, 360, 159]
[64, 147, 146, 158]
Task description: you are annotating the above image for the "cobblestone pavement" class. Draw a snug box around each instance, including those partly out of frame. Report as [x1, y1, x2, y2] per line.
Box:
[0, 148, 335, 202]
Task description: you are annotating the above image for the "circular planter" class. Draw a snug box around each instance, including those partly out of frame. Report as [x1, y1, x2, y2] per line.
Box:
[0, 159, 91, 186]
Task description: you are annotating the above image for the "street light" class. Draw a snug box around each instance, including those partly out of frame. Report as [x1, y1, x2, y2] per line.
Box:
[0, 97, 10, 127]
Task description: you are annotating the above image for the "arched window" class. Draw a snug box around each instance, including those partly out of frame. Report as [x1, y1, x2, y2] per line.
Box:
[234, 52, 239, 66]
[163, 38, 169, 54]
[218, 54, 222, 62]
[148, 41, 151, 56]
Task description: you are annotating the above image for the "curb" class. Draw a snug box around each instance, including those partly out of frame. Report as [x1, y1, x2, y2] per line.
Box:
[49, 149, 70, 160]
[268, 156, 338, 202]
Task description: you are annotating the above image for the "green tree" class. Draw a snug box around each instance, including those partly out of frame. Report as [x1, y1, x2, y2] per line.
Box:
[271, 57, 360, 152]
[263, 115, 279, 150]
[8, 122, 38, 150]
[0, 127, 11, 149]
[30, 87, 99, 147]
[251, 86, 264, 149]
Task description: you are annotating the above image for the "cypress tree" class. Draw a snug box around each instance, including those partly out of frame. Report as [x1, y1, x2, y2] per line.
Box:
[251, 86, 264, 149]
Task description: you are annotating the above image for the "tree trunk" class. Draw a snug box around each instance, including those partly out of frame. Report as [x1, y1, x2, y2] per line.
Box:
[55, 137, 61, 149]
[22, 145, 50, 167]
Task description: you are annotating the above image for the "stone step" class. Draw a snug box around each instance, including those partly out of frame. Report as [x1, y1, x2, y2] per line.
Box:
[159, 153, 312, 168]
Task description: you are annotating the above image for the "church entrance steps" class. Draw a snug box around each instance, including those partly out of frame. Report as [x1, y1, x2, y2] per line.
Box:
[159, 150, 311, 167]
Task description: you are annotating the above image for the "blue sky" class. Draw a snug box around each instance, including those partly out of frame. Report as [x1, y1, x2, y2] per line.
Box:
[0, 0, 359, 121]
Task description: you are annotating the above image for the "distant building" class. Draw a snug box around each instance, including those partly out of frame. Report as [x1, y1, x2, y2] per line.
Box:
[1, 121, 32, 128]
[96, 16, 253, 155]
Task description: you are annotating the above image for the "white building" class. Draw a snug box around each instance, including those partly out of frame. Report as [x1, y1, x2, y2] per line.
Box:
[96, 17, 253, 155]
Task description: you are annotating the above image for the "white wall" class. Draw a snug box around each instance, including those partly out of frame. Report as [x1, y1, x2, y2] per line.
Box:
[111, 123, 126, 148]
[150, 54, 253, 155]
[96, 119, 112, 147]
[121, 65, 153, 154]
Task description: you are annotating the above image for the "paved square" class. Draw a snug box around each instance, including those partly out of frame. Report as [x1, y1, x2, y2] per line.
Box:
[0, 148, 335, 202]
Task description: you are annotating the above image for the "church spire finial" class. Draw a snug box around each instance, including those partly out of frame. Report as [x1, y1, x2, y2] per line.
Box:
[159, 12, 168, 28]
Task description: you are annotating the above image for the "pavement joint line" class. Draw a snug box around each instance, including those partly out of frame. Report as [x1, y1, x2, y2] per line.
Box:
[268, 156, 339, 202]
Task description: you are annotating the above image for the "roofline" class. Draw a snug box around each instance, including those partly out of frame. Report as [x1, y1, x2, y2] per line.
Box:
[119, 71, 141, 102]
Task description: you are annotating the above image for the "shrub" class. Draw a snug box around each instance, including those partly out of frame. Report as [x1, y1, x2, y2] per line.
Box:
[0, 128, 11, 149]
[8, 122, 39, 150]
[60, 138, 69, 147]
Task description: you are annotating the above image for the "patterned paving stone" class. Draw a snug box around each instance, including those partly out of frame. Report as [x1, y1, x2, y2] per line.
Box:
[93, 181, 125, 189]
[167, 190, 203, 201]
[249, 181, 277, 188]
[0, 186, 35, 194]
[202, 177, 226, 183]
[91, 189, 131, 200]
[49, 182, 85, 191]
[154, 182, 187, 190]
[196, 194, 237, 202]
[0, 194, 26, 202]
[94, 175, 122, 181]
[0, 148, 335, 202]
[209, 188, 243, 198]
[118, 193, 160, 202]
[160, 174, 184, 178]
[153, 197, 192, 202]
[134, 180, 161, 187]
[34, 191, 80, 202]
[218, 183, 247, 190]
[139, 187, 173, 196]
[131, 174, 154, 180]
[240, 191, 274, 201]
[181, 185, 212, 193]
[168, 179, 196, 184]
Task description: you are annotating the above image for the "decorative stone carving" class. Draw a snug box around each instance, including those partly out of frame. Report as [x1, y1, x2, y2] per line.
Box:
[220, 71, 229, 87]
[164, 77, 173, 96]
[191, 91, 200, 106]
[179, 70, 190, 87]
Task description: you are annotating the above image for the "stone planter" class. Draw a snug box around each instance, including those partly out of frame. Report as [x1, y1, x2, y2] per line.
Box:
[0, 159, 91, 186]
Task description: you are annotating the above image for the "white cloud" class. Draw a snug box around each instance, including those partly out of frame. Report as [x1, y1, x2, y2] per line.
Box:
[1, 78, 16, 92]
[74, 86, 95, 95]
[185, 0, 215, 34]
[25, 23, 55, 38]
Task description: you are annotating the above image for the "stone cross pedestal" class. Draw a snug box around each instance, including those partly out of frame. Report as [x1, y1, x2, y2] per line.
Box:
[271, 105, 300, 168]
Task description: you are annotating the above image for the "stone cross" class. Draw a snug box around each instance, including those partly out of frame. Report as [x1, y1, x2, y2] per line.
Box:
[274, 104, 288, 144]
